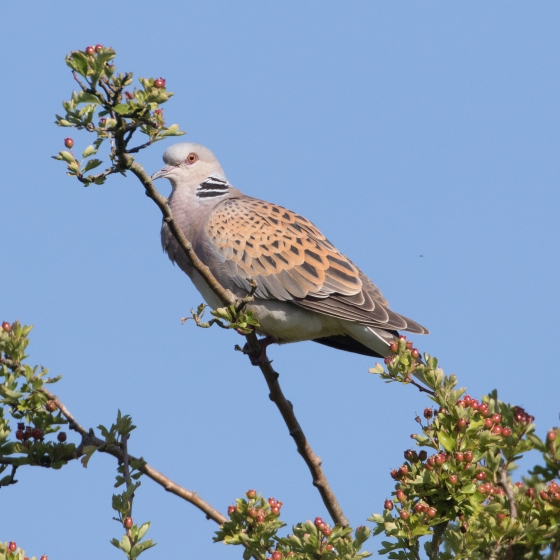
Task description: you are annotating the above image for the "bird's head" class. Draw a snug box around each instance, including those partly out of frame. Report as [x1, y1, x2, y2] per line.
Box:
[151, 142, 225, 189]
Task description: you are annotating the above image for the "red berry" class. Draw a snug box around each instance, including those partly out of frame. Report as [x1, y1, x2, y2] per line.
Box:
[547, 430, 557, 442]
[384, 499, 393, 510]
[272, 553, 282, 560]
[413, 502, 423, 513]
[322, 527, 332, 536]
[411, 348, 419, 359]
[399, 335, 406, 341]
[256, 515, 265, 523]
[64, 138, 74, 149]
[246, 489, 257, 499]
[484, 418, 493, 429]
[95, 44, 103, 52]
[454, 452, 464, 463]
[40, 556, 48, 560]
[404, 449, 417, 462]
[8, 542, 16, 552]
[384, 356, 392, 364]
[1, 321, 10, 332]
[418, 450, 427, 461]
[463, 395, 472, 405]
[514, 482, 523, 488]
[123, 516, 133, 529]
[32, 428, 43, 440]
[525, 488, 535, 498]
[449, 475, 458, 484]
[492, 425, 502, 435]
[389, 342, 398, 353]
[477, 484, 489, 494]
[45, 400, 57, 412]
[326, 545, 333, 551]
[268, 497, 277, 505]
[85, 46, 95, 55]
[475, 471, 486, 481]
[427, 507, 437, 517]
[423, 408, 433, 419]
[460, 523, 468, 534]
[276, 501, 283, 508]
[435, 454, 446, 466]
[16, 429, 24, 440]
[396, 489, 406, 502]
[398, 465, 409, 477]
[227, 505, 237, 515]
[271, 506, 280, 514]
[154, 78, 166, 88]
[492, 413, 502, 424]
[248, 508, 258, 518]
[57, 431, 67, 442]
[497, 513, 506, 521]
[501, 427, 512, 437]
[314, 517, 324, 526]
[464, 451, 473, 462]
[427, 455, 436, 467]
[549, 482, 559, 493]
[406, 341, 413, 350]
[539, 490, 549, 501]
[390, 469, 401, 480]
[457, 418, 467, 429]
[400, 510, 409, 520]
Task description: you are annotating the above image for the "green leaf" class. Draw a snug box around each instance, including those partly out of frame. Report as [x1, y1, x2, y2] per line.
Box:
[83, 159, 103, 173]
[80, 445, 98, 468]
[82, 145, 97, 158]
[59, 150, 75, 163]
[113, 104, 130, 115]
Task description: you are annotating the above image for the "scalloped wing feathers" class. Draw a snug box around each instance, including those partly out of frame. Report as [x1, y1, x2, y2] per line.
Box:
[206, 197, 428, 334]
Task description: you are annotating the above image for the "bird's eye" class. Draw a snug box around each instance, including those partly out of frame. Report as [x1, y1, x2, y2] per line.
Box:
[186, 153, 198, 165]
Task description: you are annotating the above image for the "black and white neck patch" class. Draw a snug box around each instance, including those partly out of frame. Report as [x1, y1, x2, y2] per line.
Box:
[196, 175, 231, 198]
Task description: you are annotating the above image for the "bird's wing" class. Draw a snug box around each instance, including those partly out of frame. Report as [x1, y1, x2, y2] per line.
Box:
[206, 196, 428, 333]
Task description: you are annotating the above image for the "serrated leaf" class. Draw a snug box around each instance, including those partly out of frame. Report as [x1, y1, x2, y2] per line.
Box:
[83, 159, 103, 173]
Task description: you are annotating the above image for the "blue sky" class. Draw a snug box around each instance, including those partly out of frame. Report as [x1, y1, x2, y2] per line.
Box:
[1, 2, 559, 558]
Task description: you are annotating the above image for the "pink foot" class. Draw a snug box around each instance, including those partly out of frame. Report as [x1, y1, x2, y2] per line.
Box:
[245, 336, 275, 366]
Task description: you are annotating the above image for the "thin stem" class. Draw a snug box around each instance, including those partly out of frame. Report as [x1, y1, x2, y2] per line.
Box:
[498, 464, 517, 519]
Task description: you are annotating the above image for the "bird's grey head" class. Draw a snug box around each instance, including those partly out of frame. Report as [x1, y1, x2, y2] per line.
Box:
[151, 143, 226, 190]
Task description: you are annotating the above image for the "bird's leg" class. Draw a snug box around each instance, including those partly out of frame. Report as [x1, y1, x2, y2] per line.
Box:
[243, 336, 275, 366]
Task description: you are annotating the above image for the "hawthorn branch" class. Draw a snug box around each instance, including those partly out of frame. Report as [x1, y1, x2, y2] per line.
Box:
[116, 153, 349, 527]
[38, 386, 227, 525]
[426, 521, 448, 560]
[498, 464, 517, 519]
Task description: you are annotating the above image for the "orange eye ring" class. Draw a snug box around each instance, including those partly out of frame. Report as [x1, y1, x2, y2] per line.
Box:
[186, 153, 198, 165]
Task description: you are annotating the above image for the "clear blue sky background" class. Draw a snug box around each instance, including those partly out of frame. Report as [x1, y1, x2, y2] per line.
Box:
[1, 2, 559, 559]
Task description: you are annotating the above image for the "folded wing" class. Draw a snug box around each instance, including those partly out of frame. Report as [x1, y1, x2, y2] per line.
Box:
[206, 196, 428, 334]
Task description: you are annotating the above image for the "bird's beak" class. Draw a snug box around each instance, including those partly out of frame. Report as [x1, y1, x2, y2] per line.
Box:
[151, 164, 176, 181]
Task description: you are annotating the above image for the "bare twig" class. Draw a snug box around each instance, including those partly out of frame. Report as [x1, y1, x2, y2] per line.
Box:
[245, 330, 349, 526]
[125, 139, 154, 154]
[72, 70, 90, 92]
[498, 464, 517, 519]
[405, 374, 435, 396]
[38, 386, 227, 525]
[117, 154, 349, 526]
